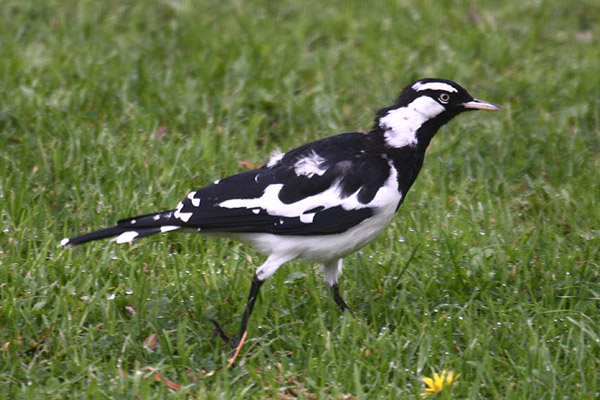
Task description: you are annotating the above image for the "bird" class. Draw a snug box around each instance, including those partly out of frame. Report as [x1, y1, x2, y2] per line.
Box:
[60, 78, 501, 350]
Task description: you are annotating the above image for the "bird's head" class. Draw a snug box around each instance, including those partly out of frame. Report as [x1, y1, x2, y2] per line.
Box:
[375, 78, 501, 149]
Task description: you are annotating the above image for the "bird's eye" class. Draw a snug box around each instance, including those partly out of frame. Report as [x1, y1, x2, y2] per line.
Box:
[438, 93, 450, 104]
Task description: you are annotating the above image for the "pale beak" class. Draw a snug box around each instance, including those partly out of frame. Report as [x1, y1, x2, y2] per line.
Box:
[462, 98, 503, 111]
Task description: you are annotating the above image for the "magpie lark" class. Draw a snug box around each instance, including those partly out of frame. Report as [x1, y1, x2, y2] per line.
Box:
[61, 78, 501, 349]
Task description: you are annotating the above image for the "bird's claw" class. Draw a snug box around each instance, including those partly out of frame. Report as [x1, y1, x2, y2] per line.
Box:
[207, 318, 244, 352]
[207, 318, 232, 344]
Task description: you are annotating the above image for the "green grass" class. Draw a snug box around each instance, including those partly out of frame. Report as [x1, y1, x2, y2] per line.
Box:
[1, 0, 599, 398]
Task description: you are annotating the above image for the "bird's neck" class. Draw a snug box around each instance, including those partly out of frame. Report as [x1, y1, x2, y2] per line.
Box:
[372, 100, 452, 152]
[365, 100, 456, 199]
[368, 102, 455, 191]
[369, 116, 444, 152]
[366, 128, 429, 197]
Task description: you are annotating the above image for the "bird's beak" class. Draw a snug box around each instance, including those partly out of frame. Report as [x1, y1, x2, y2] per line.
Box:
[462, 98, 503, 111]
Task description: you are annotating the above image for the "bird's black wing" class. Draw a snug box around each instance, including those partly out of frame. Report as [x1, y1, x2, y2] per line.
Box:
[118, 132, 398, 236]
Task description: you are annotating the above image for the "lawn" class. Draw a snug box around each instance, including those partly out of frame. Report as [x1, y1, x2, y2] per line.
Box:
[1, 0, 599, 398]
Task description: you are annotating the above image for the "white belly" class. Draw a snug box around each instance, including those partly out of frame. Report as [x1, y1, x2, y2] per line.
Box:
[233, 195, 399, 264]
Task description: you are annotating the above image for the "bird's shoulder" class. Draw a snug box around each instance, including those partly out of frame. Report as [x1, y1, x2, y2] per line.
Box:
[242, 131, 394, 204]
[271, 131, 387, 169]
[191, 132, 391, 201]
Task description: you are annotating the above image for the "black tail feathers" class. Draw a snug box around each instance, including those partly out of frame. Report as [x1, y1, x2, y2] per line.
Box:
[60, 210, 177, 247]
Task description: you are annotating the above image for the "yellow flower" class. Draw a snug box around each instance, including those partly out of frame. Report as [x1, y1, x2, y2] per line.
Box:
[421, 370, 459, 397]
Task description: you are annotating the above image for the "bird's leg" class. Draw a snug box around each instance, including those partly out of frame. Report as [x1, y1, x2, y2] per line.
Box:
[231, 274, 264, 349]
[210, 255, 289, 353]
[209, 274, 265, 350]
[330, 283, 356, 318]
[331, 283, 351, 312]
[323, 259, 356, 317]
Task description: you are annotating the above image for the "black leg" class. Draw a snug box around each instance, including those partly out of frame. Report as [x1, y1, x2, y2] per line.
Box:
[331, 283, 355, 317]
[209, 274, 264, 350]
[231, 274, 264, 349]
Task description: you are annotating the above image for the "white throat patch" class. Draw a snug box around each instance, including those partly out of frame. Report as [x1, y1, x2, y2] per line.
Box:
[379, 96, 445, 148]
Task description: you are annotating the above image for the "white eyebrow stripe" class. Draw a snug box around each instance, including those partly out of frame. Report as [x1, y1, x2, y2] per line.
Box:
[412, 82, 458, 93]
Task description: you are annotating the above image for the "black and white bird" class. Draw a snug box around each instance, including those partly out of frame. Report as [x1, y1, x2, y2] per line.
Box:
[61, 78, 501, 349]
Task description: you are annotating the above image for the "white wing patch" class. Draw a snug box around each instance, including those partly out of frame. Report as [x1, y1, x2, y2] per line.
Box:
[294, 151, 327, 178]
[160, 225, 180, 233]
[219, 160, 401, 222]
[186, 191, 201, 207]
[267, 149, 285, 168]
[113, 231, 139, 243]
[299, 213, 315, 224]
[379, 96, 445, 148]
[412, 81, 458, 93]
[174, 201, 193, 223]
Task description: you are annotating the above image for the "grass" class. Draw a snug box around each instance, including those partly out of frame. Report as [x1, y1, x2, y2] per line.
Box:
[1, 0, 599, 398]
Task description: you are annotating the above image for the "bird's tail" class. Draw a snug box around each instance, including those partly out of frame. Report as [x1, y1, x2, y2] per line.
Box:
[60, 210, 179, 247]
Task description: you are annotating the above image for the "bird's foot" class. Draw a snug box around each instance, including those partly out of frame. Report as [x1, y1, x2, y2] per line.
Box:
[343, 305, 358, 320]
[207, 318, 233, 345]
[207, 318, 245, 352]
